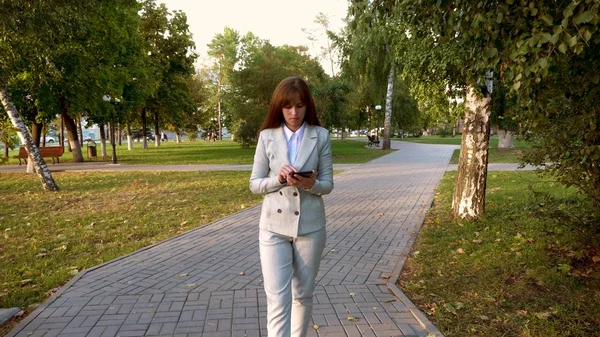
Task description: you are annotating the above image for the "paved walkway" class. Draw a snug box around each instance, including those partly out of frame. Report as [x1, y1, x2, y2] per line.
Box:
[7, 141, 456, 337]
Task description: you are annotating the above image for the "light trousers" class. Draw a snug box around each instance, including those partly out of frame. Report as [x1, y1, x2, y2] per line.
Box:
[259, 228, 326, 337]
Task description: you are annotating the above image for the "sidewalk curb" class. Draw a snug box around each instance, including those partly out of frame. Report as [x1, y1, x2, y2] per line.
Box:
[387, 235, 444, 336]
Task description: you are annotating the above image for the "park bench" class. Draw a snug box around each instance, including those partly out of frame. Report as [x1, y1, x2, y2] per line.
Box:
[14, 146, 64, 165]
[367, 135, 380, 147]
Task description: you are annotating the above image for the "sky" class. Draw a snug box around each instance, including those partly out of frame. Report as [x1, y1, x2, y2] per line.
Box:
[158, 0, 349, 74]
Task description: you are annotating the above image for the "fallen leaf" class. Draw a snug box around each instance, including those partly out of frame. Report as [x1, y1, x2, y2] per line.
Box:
[517, 310, 528, 316]
[592, 256, 600, 264]
[20, 279, 33, 286]
[479, 315, 489, 321]
[456, 248, 464, 254]
[312, 324, 320, 330]
[472, 239, 482, 244]
[347, 315, 358, 322]
[239, 272, 245, 276]
[349, 292, 356, 297]
[444, 303, 457, 315]
[534, 311, 556, 320]
[185, 283, 196, 288]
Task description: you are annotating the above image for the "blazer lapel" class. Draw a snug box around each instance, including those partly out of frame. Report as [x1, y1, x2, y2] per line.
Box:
[272, 125, 291, 167]
[294, 125, 317, 170]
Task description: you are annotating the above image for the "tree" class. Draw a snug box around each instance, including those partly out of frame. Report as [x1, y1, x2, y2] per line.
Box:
[398, 0, 600, 216]
[207, 27, 240, 140]
[344, 0, 407, 150]
[1, 89, 59, 191]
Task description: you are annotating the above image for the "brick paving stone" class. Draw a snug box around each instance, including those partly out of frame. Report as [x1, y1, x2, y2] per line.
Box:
[6, 141, 451, 337]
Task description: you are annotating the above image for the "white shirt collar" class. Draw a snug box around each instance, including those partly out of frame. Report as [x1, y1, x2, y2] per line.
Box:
[283, 122, 306, 141]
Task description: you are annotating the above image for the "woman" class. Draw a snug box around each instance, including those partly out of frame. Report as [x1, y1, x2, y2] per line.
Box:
[250, 76, 334, 337]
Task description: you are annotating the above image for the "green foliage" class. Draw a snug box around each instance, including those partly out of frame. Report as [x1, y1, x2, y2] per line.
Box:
[396, 0, 600, 208]
[401, 171, 600, 336]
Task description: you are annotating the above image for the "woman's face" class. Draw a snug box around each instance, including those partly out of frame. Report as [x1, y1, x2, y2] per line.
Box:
[282, 96, 306, 132]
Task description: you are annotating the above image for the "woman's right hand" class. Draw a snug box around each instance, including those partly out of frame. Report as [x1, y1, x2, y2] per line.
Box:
[278, 165, 296, 184]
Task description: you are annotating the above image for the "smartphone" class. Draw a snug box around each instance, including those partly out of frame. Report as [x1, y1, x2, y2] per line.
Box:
[291, 171, 313, 178]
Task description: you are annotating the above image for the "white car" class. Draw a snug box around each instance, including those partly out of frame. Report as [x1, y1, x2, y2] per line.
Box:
[44, 136, 56, 143]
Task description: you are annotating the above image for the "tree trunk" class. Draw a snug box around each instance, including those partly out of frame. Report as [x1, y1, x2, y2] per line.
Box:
[126, 122, 133, 150]
[32, 118, 42, 147]
[496, 128, 515, 149]
[176, 133, 182, 143]
[382, 64, 395, 150]
[117, 123, 122, 146]
[99, 123, 108, 157]
[78, 117, 84, 147]
[59, 97, 84, 162]
[218, 79, 223, 140]
[1, 88, 59, 191]
[141, 107, 148, 150]
[109, 122, 117, 164]
[154, 110, 160, 147]
[452, 84, 492, 219]
[60, 114, 64, 147]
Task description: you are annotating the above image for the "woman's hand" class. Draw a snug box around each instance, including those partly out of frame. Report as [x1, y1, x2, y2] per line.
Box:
[287, 170, 315, 190]
[278, 166, 315, 189]
[277, 165, 296, 184]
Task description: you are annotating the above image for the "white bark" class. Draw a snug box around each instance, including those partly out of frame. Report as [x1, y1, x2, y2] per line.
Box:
[1, 88, 59, 191]
[496, 128, 515, 149]
[127, 136, 133, 150]
[176, 133, 182, 143]
[452, 85, 492, 219]
[382, 64, 395, 150]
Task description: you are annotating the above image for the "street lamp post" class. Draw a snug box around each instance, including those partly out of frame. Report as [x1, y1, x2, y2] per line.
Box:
[375, 105, 382, 140]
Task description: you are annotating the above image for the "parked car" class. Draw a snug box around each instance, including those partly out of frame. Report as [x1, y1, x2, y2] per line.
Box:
[44, 136, 56, 143]
[131, 129, 155, 141]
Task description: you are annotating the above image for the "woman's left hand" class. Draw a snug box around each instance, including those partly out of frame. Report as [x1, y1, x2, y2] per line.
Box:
[287, 171, 315, 190]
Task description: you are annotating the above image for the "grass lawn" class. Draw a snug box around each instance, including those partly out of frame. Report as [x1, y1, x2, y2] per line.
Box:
[400, 135, 530, 164]
[399, 171, 600, 336]
[2, 139, 392, 166]
[0, 171, 264, 312]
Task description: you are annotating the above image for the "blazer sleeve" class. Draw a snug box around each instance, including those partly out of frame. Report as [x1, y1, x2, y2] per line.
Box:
[304, 131, 333, 195]
[249, 132, 286, 195]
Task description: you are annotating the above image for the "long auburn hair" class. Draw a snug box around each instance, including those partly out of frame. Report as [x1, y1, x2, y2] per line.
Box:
[259, 76, 321, 133]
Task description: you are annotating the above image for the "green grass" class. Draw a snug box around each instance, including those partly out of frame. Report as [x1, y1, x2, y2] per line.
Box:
[0, 171, 264, 311]
[399, 171, 600, 336]
[401, 135, 530, 164]
[2, 139, 391, 165]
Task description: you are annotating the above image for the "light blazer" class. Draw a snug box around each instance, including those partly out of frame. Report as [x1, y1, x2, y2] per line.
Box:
[250, 124, 334, 237]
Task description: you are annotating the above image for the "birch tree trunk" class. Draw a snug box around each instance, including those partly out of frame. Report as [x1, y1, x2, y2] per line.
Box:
[126, 122, 133, 150]
[382, 64, 395, 150]
[452, 85, 492, 219]
[1, 88, 59, 191]
[496, 128, 515, 149]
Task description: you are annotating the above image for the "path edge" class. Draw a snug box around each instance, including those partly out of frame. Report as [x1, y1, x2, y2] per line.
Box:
[386, 222, 445, 337]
